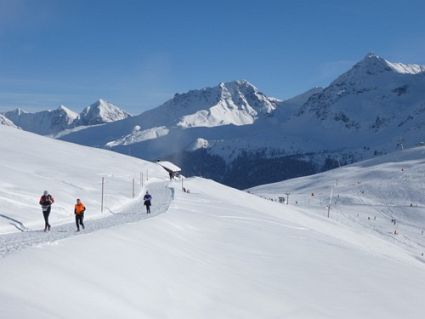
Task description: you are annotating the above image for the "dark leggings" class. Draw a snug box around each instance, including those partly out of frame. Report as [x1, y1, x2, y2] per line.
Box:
[42, 206, 51, 230]
[75, 213, 84, 230]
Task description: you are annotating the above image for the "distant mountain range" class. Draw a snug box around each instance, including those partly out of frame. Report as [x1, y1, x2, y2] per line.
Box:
[2, 53, 425, 189]
[1, 99, 130, 135]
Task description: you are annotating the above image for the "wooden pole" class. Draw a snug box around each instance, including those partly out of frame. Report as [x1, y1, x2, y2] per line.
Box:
[101, 177, 104, 213]
[285, 192, 290, 205]
[132, 178, 135, 198]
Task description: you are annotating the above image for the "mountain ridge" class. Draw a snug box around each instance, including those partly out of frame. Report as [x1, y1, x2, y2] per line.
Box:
[5, 53, 425, 189]
[1, 99, 130, 135]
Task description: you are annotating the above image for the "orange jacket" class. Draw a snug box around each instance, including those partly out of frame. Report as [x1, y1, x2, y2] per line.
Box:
[74, 202, 86, 215]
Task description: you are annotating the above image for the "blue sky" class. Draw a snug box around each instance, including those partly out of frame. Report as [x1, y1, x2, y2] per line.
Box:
[0, 0, 424, 113]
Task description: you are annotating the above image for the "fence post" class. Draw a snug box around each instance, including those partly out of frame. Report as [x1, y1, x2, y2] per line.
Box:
[101, 177, 104, 213]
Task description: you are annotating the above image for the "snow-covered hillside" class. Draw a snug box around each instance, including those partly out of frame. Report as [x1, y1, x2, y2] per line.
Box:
[249, 146, 425, 259]
[1, 99, 130, 136]
[0, 125, 167, 234]
[0, 129, 424, 317]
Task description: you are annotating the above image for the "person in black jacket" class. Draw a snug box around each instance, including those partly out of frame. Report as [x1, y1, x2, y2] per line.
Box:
[143, 191, 152, 214]
[39, 190, 54, 232]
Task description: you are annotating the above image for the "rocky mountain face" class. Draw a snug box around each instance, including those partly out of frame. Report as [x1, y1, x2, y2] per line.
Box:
[1, 100, 130, 136]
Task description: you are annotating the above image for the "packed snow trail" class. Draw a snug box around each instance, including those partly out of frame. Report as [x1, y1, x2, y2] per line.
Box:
[0, 181, 173, 257]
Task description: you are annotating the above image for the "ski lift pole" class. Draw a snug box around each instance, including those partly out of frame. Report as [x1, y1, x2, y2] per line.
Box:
[101, 177, 105, 213]
[327, 185, 334, 218]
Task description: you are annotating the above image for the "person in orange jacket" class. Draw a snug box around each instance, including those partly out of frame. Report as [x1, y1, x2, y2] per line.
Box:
[74, 198, 86, 231]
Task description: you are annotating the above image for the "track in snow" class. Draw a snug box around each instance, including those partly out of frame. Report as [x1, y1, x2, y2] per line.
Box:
[0, 181, 173, 258]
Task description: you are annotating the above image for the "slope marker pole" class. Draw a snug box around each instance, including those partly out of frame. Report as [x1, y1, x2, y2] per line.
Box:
[285, 192, 290, 205]
[101, 177, 105, 213]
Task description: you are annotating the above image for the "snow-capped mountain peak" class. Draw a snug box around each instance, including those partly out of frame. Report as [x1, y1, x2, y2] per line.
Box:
[348, 53, 425, 77]
[219, 80, 278, 114]
[2, 105, 79, 135]
[56, 105, 79, 124]
[151, 80, 280, 129]
[298, 53, 425, 130]
[76, 99, 131, 126]
[1, 100, 131, 135]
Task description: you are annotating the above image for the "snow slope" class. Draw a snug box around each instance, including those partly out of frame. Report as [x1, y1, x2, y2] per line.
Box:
[0, 125, 167, 234]
[0, 177, 425, 318]
[250, 146, 425, 259]
[0, 114, 17, 128]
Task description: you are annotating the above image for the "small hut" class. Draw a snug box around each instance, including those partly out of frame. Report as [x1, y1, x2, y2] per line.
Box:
[157, 161, 182, 180]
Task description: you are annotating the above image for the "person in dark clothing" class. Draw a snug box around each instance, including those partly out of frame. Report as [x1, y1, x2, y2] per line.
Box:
[143, 191, 152, 214]
[74, 198, 86, 231]
[39, 190, 54, 232]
